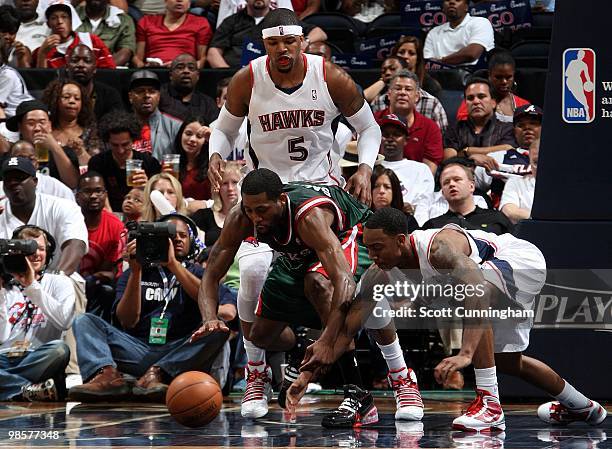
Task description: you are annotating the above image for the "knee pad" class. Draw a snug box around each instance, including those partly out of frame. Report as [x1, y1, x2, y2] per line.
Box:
[237, 250, 273, 322]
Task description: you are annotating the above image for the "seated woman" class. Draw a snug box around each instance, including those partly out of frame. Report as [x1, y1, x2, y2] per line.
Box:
[41, 79, 99, 169]
[141, 173, 189, 221]
[392, 35, 442, 98]
[371, 165, 419, 232]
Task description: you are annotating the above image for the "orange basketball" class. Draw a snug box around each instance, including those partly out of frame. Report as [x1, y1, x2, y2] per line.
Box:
[166, 371, 222, 427]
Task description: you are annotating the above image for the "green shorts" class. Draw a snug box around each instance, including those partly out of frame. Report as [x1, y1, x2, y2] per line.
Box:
[255, 229, 372, 329]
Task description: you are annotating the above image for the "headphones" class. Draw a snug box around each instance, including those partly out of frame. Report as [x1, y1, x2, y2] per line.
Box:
[157, 213, 201, 261]
[11, 225, 57, 267]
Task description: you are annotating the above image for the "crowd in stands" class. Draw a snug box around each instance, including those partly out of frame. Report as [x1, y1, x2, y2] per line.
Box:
[0, 0, 549, 401]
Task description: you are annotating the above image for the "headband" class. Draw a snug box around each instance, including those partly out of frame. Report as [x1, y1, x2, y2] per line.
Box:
[262, 25, 303, 39]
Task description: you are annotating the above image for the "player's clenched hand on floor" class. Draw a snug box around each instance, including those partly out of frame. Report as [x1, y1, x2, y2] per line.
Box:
[434, 354, 472, 385]
[299, 339, 336, 373]
[190, 319, 229, 342]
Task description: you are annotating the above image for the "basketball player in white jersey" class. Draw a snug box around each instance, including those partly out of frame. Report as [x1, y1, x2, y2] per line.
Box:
[289, 206, 607, 431]
[198, 8, 417, 422]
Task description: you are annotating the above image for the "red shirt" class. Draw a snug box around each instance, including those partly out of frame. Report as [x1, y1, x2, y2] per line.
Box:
[374, 108, 443, 164]
[291, 0, 307, 16]
[80, 209, 126, 277]
[33, 32, 116, 69]
[136, 14, 212, 64]
[181, 167, 211, 200]
[455, 94, 530, 121]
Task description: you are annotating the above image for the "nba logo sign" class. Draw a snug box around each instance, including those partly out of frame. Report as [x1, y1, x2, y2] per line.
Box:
[562, 48, 595, 123]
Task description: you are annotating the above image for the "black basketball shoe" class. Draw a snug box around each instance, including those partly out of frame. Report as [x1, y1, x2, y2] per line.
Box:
[321, 384, 379, 428]
[278, 334, 313, 409]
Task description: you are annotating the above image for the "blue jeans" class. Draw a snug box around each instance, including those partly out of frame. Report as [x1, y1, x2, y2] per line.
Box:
[73, 313, 228, 381]
[0, 340, 70, 400]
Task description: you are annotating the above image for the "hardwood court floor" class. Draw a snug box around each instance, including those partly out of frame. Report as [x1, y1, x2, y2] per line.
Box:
[0, 392, 608, 448]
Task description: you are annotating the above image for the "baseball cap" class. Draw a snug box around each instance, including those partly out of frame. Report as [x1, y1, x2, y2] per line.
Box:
[513, 104, 543, 124]
[2, 156, 37, 178]
[376, 114, 408, 135]
[6, 100, 50, 132]
[129, 70, 161, 91]
[45, 0, 72, 19]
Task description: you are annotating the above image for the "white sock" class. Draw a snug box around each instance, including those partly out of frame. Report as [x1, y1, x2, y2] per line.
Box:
[243, 337, 266, 369]
[377, 336, 407, 373]
[474, 366, 499, 399]
[555, 380, 591, 409]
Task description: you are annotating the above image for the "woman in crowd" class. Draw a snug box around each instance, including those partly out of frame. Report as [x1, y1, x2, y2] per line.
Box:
[172, 116, 211, 201]
[392, 35, 442, 98]
[42, 79, 99, 167]
[141, 173, 188, 221]
[371, 165, 419, 231]
[456, 50, 530, 122]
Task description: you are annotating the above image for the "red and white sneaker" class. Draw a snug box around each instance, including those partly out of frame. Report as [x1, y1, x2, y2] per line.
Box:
[241, 362, 272, 418]
[537, 400, 607, 426]
[388, 368, 424, 421]
[452, 389, 506, 432]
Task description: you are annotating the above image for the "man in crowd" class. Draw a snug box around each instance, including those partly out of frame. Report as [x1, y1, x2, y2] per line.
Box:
[65, 44, 124, 119]
[76, 0, 136, 66]
[159, 54, 219, 124]
[423, 0, 494, 66]
[88, 111, 161, 212]
[13, 0, 50, 53]
[128, 70, 182, 160]
[68, 214, 228, 402]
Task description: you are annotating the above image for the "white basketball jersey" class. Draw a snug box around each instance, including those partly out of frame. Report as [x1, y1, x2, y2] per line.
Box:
[248, 54, 342, 185]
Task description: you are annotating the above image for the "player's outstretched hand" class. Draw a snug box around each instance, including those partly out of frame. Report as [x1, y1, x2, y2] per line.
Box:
[345, 166, 372, 206]
[286, 370, 314, 421]
[434, 354, 472, 385]
[190, 319, 229, 342]
[208, 153, 226, 193]
[299, 339, 335, 373]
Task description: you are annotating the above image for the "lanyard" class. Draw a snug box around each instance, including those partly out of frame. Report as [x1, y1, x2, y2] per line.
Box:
[157, 267, 177, 320]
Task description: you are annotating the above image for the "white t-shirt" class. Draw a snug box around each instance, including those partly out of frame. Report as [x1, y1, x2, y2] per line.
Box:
[0, 274, 75, 353]
[0, 173, 75, 202]
[216, 0, 293, 28]
[15, 16, 51, 52]
[0, 65, 34, 117]
[499, 176, 536, 214]
[380, 159, 434, 220]
[0, 193, 88, 270]
[423, 14, 494, 65]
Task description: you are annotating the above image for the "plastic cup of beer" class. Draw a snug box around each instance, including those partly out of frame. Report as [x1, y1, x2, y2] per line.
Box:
[163, 154, 180, 179]
[126, 159, 143, 187]
[35, 142, 49, 163]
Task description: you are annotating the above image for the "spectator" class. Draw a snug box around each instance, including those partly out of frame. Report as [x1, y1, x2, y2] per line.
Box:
[0, 35, 34, 116]
[76, 171, 125, 322]
[375, 71, 444, 174]
[76, 0, 136, 67]
[172, 116, 212, 201]
[141, 173, 188, 221]
[371, 165, 419, 231]
[423, 0, 494, 66]
[392, 35, 442, 98]
[509, 104, 542, 165]
[0, 6, 33, 68]
[33, 0, 116, 69]
[305, 40, 331, 61]
[0, 225, 75, 401]
[364, 55, 407, 113]
[500, 138, 539, 224]
[0, 156, 88, 274]
[89, 111, 161, 212]
[0, 140, 75, 201]
[192, 160, 241, 246]
[67, 214, 228, 402]
[65, 44, 123, 120]
[128, 70, 182, 160]
[291, 0, 319, 19]
[444, 78, 516, 167]
[6, 100, 80, 188]
[122, 188, 144, 222]
[422, 159, 513, 234]
[159, 54, 219, 123]
[12, 0, 50, 55]
[207, 1, 326, 68]
[41, 79, 99, 168]
[133, 0, 212, 69]
[456, 51, 530, 123]
[215, 0, 293, 29]
[376, 113, 434, 224]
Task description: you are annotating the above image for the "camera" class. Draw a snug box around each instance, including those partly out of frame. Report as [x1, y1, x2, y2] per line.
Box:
[126, 221, 177, 265]
[0, 239, 39, 273]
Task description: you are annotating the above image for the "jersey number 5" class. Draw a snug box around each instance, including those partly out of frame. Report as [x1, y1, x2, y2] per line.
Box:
[288, 137, 308, 161]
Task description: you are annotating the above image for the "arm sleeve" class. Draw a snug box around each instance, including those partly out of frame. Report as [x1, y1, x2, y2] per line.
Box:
[344, 102, 381, 169]
[423, 30, 435, 59]
[468, 17, 495, 51]
[92, 34, 117, 69]
[210, 16, 234, 49]
[444, 124, 460, 150]
[24, 276, 76, 331]
[196, 16, 213, 46]
[0, 290, 9, 344]
[499, 178, 521, 210]
[116, 16, 137, 52]
[496, 123, 518, 147]
[135, 17, 147, 43]
[52, 199, 89, 249]
[209, 105, 246, 160]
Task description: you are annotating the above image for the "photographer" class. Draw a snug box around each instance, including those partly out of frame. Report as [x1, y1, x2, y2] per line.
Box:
[68, 214, 228, 403]
[0, 225, 75, 401]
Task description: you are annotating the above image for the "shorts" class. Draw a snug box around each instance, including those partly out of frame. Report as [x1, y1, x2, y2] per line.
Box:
[256, 224, 372, 329]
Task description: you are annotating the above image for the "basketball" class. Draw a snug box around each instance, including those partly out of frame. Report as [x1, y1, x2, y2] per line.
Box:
[584, 81, 594, 92]
[166, 371, 222, 427]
